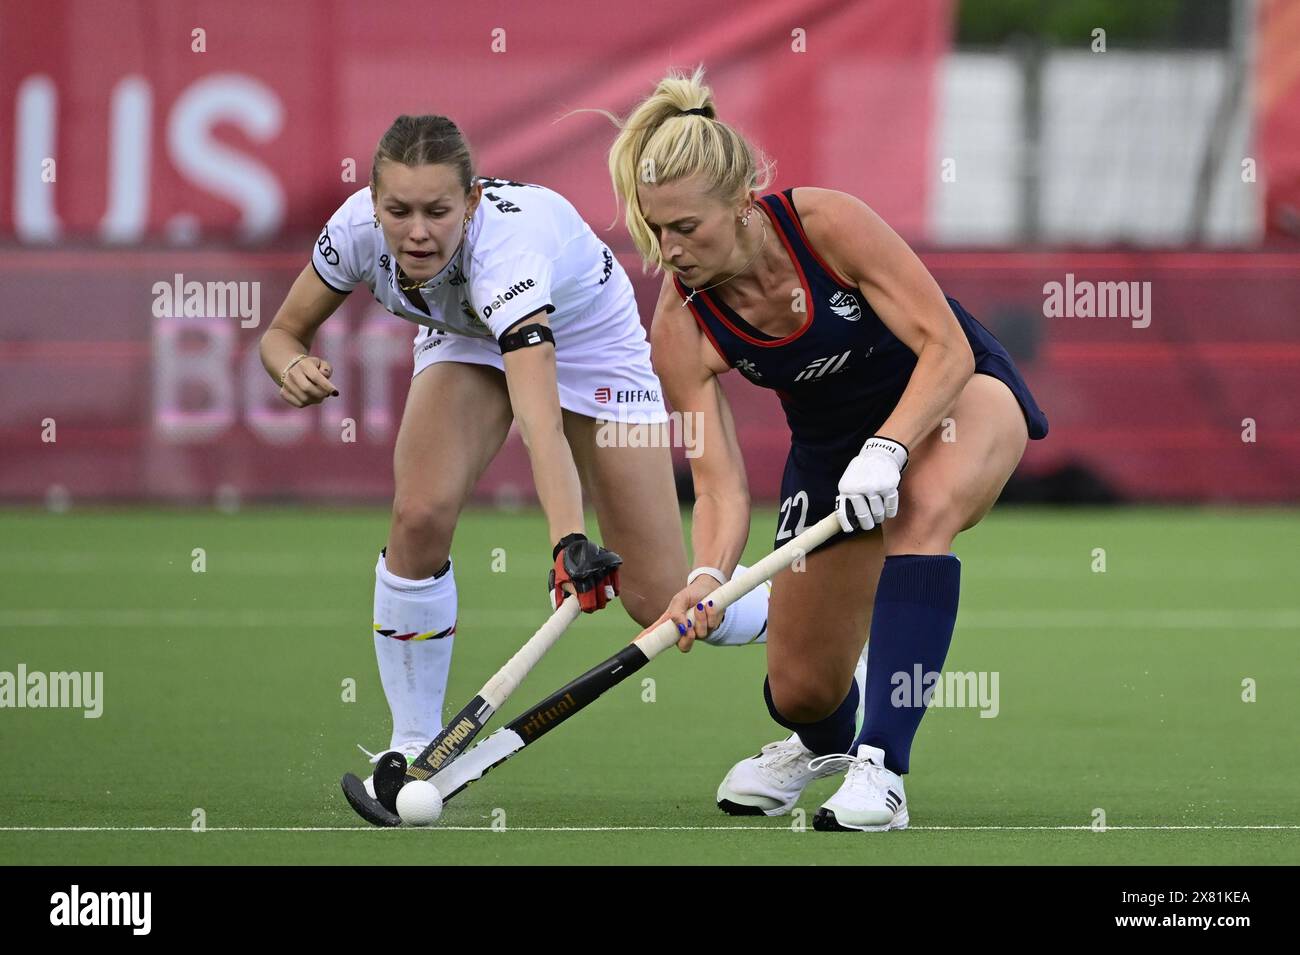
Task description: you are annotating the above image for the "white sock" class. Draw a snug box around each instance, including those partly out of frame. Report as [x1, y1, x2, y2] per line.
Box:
[702, 565, 770, 646]
[854, 641, 868, 736]
[372, 551, 457, 751]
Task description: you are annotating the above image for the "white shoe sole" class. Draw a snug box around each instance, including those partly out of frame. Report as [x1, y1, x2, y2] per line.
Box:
[813, 806, 909, 832]
[716, 784, 798, 817]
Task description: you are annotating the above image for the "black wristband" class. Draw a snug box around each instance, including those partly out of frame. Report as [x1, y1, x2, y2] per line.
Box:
[499, 322, 555, 353]
[553, 532, 588, 560]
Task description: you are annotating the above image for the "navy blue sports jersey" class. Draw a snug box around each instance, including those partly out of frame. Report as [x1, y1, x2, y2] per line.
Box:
[673, 188, 1048, 546]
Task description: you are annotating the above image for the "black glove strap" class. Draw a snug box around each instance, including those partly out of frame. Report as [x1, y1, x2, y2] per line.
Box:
[561, 539, 624, 588]
[553, 532, 588, 560]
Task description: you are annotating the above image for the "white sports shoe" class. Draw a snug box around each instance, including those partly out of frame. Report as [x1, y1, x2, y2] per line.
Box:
[716, 735, 845, 816]
[811, 744, 909, 832]
[717, 647, 870, 817]
[360, 741, 426, 799]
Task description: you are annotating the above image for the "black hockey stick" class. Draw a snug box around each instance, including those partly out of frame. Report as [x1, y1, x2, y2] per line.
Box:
[341, 597, 582, 826]
[428, 515, 842, 804]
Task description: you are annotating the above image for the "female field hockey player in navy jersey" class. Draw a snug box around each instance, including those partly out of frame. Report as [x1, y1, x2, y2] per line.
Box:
[611, 69, 1048, 831]
[259, 115, 771, 793]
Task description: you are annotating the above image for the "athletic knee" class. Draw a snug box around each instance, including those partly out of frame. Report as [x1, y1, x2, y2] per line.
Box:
[888, 497, 957, 554]
[388, 495, 457, 573]
[766, 670, 845, 725]
[619, 589, 661, 629]
[614, 569, 682, 628]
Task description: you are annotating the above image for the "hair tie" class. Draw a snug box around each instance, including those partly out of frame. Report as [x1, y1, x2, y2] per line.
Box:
[680, 107, 710, 117]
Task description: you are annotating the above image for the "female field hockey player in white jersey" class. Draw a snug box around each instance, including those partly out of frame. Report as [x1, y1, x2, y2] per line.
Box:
[612, 71, 1049, 832]
[258, 115, 769, 779]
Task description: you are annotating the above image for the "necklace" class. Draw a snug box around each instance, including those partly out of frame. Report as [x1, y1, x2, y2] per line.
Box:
[680, 217, 767, 307]
[397, 218, 471, 292]
[398, 270, 443, 292]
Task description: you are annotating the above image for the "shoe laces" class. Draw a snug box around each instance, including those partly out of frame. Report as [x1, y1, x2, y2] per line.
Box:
[808, 751, 889, 792]
[754, 737, 816, 783]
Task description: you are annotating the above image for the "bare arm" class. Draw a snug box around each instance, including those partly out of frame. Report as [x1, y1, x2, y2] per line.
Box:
[649, 276, 750, 580]
[797, 187, 974, 448]
[259, 264, 349, 407]
[499, 312, 585, 546]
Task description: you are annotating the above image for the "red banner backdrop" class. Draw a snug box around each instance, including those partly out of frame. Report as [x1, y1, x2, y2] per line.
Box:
[926, 252, 1300, 503]
[5, 2, 1296, 505]
[0, 0, 947, 243]
[0, 0, 955, 504]
[3, 249, 1298, 504]
[1257, 0, 1300, 239]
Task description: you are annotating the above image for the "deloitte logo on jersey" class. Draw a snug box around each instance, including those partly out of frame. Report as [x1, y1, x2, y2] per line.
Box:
[828, 291, 861, 321]
[480, 279, 537, 321]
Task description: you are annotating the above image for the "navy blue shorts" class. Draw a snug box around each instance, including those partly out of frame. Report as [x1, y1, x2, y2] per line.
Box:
[773, 349, 1048, 551]
[775, 418, 880, 552]
[951, 298, 1049, 443]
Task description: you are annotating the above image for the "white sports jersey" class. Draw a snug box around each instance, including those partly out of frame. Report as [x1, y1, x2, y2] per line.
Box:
[313, 178, 626, 342]
[311, 178, 666, 422]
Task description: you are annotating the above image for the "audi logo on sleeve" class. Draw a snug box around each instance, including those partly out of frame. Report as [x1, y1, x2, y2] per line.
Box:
[316, 226, 340, 265]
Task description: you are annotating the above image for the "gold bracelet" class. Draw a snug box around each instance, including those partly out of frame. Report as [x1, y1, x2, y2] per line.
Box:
[278, 354, 310, 387]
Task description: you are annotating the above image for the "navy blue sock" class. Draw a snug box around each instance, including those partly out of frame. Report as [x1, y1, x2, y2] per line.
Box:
[763, 677, 858, 756]
[855, 554, 961, 774]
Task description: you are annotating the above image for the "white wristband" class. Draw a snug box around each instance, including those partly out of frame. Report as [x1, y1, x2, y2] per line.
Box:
[688, 566, 729, 587]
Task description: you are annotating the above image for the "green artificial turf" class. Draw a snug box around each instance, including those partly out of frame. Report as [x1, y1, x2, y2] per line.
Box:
[0, 506, 1296, 865]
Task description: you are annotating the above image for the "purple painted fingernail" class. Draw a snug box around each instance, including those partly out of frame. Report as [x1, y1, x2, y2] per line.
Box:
[707, 600, 714, 607]
[696, 603, 704, 611]
[677, 623, 686, 635]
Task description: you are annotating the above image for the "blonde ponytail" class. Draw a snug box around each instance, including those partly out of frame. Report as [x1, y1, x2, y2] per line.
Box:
[606, 67, 772, 270]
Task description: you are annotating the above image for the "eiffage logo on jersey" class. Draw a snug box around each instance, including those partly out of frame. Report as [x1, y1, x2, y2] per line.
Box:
[594, 387, 659, 405]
